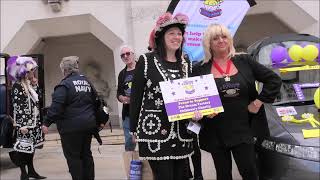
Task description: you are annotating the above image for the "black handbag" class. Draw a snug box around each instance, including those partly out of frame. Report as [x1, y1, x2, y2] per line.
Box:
[95, 97, 109, 126]
[87, 80, 110, 127]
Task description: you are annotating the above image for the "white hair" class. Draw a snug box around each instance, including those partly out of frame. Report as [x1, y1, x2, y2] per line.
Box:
[120, 45, 135, 54]
[60, 56, 80, 75]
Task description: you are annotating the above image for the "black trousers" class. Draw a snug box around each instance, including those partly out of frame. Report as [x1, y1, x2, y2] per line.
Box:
[210, 143, 258, 180]
[60, 129, 95, 180]
[148, 159, 186, 180]
[191, 136, 202, 178]
[9, 151, 33, 166]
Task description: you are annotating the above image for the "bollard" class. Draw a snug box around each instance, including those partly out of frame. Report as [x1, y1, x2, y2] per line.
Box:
[129, 160, 142, 180]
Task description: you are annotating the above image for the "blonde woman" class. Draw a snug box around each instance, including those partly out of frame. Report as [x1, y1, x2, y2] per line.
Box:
[192, 24, 281, 180]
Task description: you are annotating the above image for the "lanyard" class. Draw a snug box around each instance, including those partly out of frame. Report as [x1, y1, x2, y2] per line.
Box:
[213, 59, 232, 81]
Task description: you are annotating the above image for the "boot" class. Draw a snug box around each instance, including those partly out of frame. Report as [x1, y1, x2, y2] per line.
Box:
[27, 163, 46, 179]
[27, 153, 46, 179]
[20, 165, 29, 180]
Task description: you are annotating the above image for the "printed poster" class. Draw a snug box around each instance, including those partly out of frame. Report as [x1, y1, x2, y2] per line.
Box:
[159, 74, 224, 122]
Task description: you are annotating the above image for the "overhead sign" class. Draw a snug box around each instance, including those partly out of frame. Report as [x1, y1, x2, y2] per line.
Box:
[168, 0, 256, 62]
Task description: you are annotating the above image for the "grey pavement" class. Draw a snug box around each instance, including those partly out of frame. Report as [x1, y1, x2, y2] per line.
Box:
[0, 128, 241, 180]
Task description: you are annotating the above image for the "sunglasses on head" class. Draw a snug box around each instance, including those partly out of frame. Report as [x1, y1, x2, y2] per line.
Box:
[120, 52, 132, 59]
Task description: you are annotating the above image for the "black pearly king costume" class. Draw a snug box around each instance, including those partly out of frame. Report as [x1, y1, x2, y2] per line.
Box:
[130, 52, 194, 160]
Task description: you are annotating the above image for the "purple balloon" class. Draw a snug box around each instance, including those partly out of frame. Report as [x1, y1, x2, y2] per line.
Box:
[284, 50, 293, 63]
[270, 46, 286, 64]
[316, 43, 320, 63]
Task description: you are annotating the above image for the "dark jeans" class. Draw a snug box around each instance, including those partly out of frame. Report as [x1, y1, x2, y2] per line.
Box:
[210, 143, 258, 180]
[60, 129, 95, 180]
[148, 159, 186, 180]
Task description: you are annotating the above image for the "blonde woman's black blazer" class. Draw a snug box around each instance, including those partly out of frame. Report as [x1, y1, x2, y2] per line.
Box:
[192, 53, 282, 151]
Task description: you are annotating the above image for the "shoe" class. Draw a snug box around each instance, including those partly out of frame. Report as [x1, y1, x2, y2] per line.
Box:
[21, 173, 29, 180]
[20, 166, 29, 180]
[28, 173, 47, 179]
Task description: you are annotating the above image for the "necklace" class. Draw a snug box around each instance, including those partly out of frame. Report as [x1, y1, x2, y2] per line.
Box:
[213, 59, 232, 82]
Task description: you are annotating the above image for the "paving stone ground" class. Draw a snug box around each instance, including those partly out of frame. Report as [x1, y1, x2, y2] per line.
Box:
[0, 128, 241, 180]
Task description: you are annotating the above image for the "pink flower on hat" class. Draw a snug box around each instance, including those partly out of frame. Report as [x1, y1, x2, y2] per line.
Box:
[155, 13, 173, 27]
[174, 13, 189, 25]
[149, 12, 189, 50]
[154, 12, 189, 33]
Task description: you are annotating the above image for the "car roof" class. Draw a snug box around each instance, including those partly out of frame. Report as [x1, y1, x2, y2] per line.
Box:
[248, 33, 319, 58]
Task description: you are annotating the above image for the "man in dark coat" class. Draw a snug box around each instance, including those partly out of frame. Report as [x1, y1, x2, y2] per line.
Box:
[117, 45, 137, 151]
[42, 56, 99, 180]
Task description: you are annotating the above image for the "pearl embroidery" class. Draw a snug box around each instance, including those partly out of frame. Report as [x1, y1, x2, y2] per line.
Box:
[148, 141, 161, 153]
[142, 113, 161, 135]
[134, 54, 193, 158]
[155, 98, 163, 109]
[147, 121, 156, 129]
[147, 92, 154, 100]
[139, 152, 194, 161]
[153, 56, 188, 81]
[161, 129, 168, 135]
[143, 54, 148, 79]
[145, 109, 162, 112]
[146, 79, 152, 88]
[153, 86, 161, 94]
[167, 69, 179, 73]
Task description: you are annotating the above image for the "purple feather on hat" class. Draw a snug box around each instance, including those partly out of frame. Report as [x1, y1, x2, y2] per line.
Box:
[6, 56, 37, 81]
[6, 56, 18, 81]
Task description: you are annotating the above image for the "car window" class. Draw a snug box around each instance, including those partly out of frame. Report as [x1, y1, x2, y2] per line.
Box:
[0, 57, 5, 85]
[0, 57, 6, 115]
[257, 41, 319, 68]
[276, 69, 319, 102]
[256, 41, 319, 103]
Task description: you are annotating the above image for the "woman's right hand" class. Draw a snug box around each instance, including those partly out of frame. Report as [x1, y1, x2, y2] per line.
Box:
[19, 127, 28, 134]
[42, 125, 49, 134]
[192, 111, 203, 122]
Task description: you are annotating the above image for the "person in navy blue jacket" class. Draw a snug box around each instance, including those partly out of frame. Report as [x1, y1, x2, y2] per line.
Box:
[42, 56, 100, 180]
[192, 24, 281, 180]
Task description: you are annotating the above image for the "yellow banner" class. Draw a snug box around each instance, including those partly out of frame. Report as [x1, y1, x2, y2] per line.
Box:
[168, 107, 224, 122]
[279, 65, 320, 73]
[302, 129, 320, 139]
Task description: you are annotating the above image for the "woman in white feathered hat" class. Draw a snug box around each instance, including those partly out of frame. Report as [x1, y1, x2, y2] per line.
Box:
[7, 56, 46, 180]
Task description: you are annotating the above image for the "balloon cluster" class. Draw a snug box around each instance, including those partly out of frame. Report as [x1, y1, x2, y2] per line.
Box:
[270, 44, 319, 64]
[315, 87, 320, 109]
